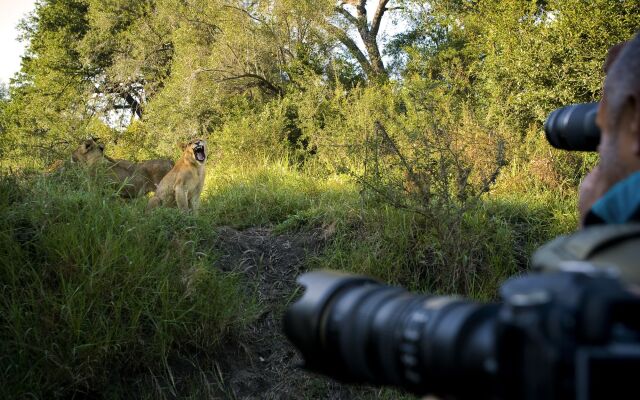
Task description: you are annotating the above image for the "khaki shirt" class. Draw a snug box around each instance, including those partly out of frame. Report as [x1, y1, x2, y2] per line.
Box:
[532, 224, 640, 286]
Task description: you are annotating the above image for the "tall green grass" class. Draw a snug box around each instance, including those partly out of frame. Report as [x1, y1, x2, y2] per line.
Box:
[0, 169, 255, 398]
[0, 150, 579, 398]
[200, 156, 360, 229]
[310, 194, 576, 299]
[200, 155, 578, 299]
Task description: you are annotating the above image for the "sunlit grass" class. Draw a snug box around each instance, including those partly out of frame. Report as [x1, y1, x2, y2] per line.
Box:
[200, 156, 361, 228]
[195, 153, 578, 299]
[0, 150, 579, 397]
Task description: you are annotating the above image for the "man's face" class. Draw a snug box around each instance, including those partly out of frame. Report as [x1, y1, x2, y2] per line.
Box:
[597, 96, 629, 176]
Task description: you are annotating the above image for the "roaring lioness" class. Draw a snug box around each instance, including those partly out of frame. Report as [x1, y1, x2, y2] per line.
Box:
[71, 138, 174, 198]
[146, 139, 207, 212]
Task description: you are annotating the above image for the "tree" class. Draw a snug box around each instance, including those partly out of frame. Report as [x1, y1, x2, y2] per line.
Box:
[324, 0, 405, 82]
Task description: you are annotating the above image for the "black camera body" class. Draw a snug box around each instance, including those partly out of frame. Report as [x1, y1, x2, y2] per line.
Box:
[284, 268, 640, 399]
[494, 268, 640, 400]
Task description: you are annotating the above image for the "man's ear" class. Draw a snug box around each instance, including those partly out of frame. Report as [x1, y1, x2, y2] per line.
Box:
[604, 42, 627, 73]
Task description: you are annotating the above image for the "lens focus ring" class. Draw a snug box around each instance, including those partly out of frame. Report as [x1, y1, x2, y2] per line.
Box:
[399, 307, 431, 386]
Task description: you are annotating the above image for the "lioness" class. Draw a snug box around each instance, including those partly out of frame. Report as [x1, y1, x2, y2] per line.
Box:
[147, 139, 207, 212]
[71, 138, 174, 198]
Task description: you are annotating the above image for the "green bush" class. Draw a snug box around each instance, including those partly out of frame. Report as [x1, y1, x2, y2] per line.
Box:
[312, 192, 575, 300]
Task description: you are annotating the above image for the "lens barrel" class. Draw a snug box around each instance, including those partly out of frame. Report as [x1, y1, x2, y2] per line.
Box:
[544, 102, 600, 151]
[283, 270, 499, 397]
[284, 270, 640, 399]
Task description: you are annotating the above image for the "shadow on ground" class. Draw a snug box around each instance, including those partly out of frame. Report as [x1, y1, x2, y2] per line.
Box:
[210, 226, 401, 400]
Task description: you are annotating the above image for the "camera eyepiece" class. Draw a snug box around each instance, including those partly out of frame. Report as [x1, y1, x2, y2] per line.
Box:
[544, 102, 600, 151]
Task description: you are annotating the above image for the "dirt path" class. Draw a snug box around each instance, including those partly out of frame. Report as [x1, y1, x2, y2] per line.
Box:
[211, 226, 385, 400]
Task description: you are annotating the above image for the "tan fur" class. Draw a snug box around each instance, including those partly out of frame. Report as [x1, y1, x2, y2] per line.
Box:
[147, 139, 207, 213]
[71, 139, 174, 198]
[45, 159, 66, 174]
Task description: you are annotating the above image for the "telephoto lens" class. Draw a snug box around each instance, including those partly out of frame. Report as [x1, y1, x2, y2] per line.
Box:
[282, 270, 499, 398]
[544, 102, 600, 151]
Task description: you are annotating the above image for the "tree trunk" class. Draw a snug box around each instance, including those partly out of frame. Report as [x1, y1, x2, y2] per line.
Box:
[330, 0, 390, 82]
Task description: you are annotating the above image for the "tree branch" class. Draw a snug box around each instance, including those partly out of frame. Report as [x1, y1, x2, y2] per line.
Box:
[193, 68, 284, 96]
[184, 17, 221, 37]
[218, 73, 284, 96]
[355, 0, 367, 20]
[325, 24, 374, 78]
[334, 5, 359, 27]
[122, 92, 143, 119]
[374, 121, 429, 201]
[371, 0, 390, 37]
[223, 4, 269, 28]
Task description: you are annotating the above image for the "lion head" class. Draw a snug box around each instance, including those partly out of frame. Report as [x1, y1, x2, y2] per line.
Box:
[180, 139, 207, 165]
[71, 138, 105, 166]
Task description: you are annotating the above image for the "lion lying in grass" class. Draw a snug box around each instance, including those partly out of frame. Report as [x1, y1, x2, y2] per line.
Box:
[147, 139, 207, 213]
[71, 138, 174, 198]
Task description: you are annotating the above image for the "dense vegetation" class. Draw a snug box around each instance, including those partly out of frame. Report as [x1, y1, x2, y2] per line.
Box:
[1, 0, 638, 398]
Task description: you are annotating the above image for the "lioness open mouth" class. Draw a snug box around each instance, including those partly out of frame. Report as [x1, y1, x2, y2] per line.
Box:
[193, 142, 206, 162]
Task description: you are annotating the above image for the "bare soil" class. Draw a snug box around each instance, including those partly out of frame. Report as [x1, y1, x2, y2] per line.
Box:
[210, 226, 390, 400]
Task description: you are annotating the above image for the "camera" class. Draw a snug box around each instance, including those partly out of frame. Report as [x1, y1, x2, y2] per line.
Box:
[283, 268, 640, 399]
[544, 102, 600, 151]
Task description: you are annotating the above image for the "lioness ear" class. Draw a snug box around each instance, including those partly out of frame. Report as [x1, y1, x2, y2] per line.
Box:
[177, 141, 188, 150]
[98, 143, 105, 152]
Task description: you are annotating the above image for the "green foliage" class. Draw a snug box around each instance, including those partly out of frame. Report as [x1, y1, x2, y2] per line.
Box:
[0, 171, 255, 398]
[312, 190, 576, 298]
[5, 0, 636, 171]
[462, 0, 639, 130]
[202, 156, 357, 228]
[200, 155, 575, 298]
[2, 0, 91, 168]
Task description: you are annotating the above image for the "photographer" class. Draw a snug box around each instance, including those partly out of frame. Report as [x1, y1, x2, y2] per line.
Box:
[579, 36, 640, 227]
[535, 32, 640, 285]
[284, 32, 640, 400]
